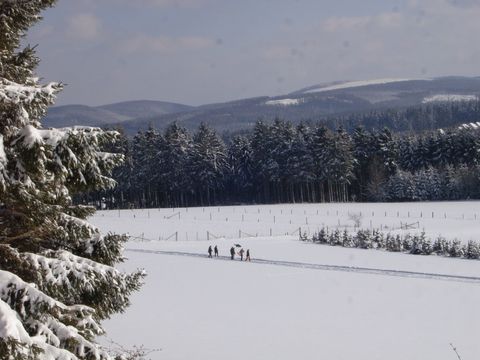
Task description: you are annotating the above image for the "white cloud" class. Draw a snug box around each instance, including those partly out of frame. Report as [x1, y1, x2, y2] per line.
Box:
[119, 34, 215, 54]
[66, 13, 102, 41]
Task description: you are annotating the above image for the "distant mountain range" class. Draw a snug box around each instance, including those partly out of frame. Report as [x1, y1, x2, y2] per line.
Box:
[43, 76, 480, 135]
[44, 100, 193, 129]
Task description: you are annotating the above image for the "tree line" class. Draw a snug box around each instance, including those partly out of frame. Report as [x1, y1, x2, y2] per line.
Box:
[81, 119, 480, 208]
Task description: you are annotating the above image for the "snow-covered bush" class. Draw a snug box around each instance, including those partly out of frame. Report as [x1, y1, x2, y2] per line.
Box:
[356, 229, 373, 249]
[432, 237, 449, 256]
[307, 227, 480, 262]
[448, 240, 464, 258]
[465, 241, 480, 259]
[0, 1, 144, 359]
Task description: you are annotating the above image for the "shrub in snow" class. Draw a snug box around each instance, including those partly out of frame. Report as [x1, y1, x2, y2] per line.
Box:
[421, 237, 433, 255]
[308, 227, 480, 262]
[327, 229, 342, 246]
[0, 1, 144, 359]
[432, 237, 448, 256]
[355, 229, 373, 249]
[342, 230, 355, 248]
[465, 241, 480, 259]
[402, 234, 413, 252]
[315, 228, 328, 244]
[385, 234, 402, 252]
[448, 240, 464, 258]
[371, 229, 385, 249]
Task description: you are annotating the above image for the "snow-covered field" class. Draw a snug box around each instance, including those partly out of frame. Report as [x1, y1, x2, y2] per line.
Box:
[91, 201, 480, 360]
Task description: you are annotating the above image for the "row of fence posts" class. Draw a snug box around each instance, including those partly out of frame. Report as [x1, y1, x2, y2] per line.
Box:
[119, 207, 478, 222]
[135, 227, 303, 242]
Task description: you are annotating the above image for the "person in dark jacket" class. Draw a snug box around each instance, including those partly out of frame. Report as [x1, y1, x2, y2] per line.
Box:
[245, 249, 251, 261]
[230, 246, 235, 260]
[239, 248, 245, 261]
[214, 245, 219, 257]
[208, 245, 213, 258]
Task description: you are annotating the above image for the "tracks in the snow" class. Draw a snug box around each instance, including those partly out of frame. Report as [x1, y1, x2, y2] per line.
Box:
[126, 248, 480, 284]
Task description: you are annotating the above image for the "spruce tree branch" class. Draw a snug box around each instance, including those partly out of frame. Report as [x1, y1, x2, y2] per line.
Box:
[0, 208, 28, 219]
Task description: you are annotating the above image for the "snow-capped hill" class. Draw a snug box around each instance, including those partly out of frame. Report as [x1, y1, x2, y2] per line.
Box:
[265, 98, 302, 106]
[303, 78, 420, 94]
[422, 94, 478, 104]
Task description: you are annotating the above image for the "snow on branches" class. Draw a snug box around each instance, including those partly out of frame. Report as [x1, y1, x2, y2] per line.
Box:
[0, 1, 144, 359]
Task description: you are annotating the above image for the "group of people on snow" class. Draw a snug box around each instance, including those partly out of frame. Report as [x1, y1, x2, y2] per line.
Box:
[207, 245, 219, 258]
[208, 245, 251, 261]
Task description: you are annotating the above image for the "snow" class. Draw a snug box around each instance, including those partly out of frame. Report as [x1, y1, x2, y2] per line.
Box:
[303, 78, 417, 93]
[92, 201, 480, 244]
[422, 94, 478, 103]
[18, 125, 44, 148]
[265, 98, 302, 106]
[0, 134, 6, 171]
[90, 202, 480, 360]
[457, 121, 480, 130]
[0, 299, 31, 341]
[0, 78, 58, 105]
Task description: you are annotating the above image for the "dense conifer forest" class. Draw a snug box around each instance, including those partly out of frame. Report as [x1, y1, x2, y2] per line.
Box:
[81, 107, 480, 208]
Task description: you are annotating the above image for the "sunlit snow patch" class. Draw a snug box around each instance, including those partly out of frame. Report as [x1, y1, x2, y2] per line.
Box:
[422, 94, 478, 103]
[265, 98, 302, 106]
[303, 78, 416, 94]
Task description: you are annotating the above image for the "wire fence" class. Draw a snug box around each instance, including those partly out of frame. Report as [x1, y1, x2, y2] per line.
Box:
[129, 226, 303, 242]
[94, 204, 480, 243]
[101, 206, 480, 222]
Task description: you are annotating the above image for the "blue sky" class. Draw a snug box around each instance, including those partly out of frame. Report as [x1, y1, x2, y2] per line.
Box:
[26, 0, 480, 106]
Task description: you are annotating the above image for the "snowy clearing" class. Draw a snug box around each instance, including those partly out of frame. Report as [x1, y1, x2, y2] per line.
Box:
[303, 78, 417, 93]
[265, 98, 302, 106]
[91, 202, 480, 360]
[422, 94, 478, 103]
[92, 201, 480, 243]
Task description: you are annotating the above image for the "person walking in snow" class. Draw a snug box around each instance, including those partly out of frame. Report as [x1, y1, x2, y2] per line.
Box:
[208, 245, 213, 258]
[239, 248, 245, 261]
[214, 245, 219, 257]
[245, 249, 251, 261]
[230, 246, 235, 260]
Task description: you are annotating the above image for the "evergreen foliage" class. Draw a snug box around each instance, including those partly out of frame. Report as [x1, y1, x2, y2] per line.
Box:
[0, 2, 144, 359]
[91, 118, 480, 207]
[308, 227, 476, 261]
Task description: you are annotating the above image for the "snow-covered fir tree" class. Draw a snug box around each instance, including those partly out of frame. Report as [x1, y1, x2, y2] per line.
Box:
[189, 122, 227, 205]
[0, 1, 144, 359]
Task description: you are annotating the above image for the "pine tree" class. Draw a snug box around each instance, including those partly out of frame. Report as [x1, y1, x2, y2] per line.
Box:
[0, 2, 144, 359]
[189, 123, 227, 205]
[161, 122, 193, 206]
[465, 240, 480, 259]
[228, 135, 254, 198]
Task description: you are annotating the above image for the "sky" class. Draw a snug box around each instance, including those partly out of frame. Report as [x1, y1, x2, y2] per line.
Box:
[26, 0, 480, 107]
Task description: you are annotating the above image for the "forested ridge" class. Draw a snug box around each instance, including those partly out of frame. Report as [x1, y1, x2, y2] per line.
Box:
[82, 113, 480, 208]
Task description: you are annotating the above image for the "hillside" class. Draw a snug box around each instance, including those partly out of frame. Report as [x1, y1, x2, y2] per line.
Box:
[44, 76, 480, 134]
[43, 100, 193, 129]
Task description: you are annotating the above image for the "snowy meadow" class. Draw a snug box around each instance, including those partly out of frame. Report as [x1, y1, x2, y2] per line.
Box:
[91, 201, 480, 360]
